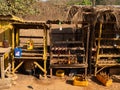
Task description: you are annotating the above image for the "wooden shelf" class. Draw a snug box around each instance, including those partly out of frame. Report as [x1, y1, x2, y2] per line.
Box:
[14, 56, 43, 60]
[99, 54, 120, 57]
[100, 45, 120, 48]
[53, 41, 83, 44]
[52, 54, 85, 57]
[97, 63, 120, 66]
[51, 47, 85, 50]
[50, 63, 88, 68]
[22, 49, 43, 53]
[20, 36, 43, 39]
[96, 38, 120, 40]
[22, 52, 43, 57]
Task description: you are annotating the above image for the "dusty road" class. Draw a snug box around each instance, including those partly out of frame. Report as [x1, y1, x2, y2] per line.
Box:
[1, 74, 120, 90]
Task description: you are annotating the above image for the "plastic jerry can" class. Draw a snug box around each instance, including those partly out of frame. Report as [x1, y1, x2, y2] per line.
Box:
[14, 47, 22, 57]
[27, 39, 34, 50]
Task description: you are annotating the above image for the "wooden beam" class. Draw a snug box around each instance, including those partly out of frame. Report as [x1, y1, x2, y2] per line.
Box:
[12, 29, 15, 49]
[33, 61, 47, 74]
[15, 28, 19, 46]
[95, 23, 103, 76]
[85, 25, 90, 76]
[19, 36, 43, 39]
[4, 63, 11, 73]
[96, 66, 108, 74]
[12, 61, 24, 73]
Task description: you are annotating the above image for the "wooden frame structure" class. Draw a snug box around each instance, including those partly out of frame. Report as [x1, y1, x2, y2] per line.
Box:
[47, 20, 89, 77]
[94, 22, 120, 75]
[11, 21, 49, 76]
[0, 47, 11, 79]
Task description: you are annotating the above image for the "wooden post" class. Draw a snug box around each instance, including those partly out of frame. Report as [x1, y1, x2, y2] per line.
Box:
[12, 29, 15, 49]
[95, 23, 103, 76]
[15, 28, 19, 46]
[43, 25, 47, 77]
[88, 25, 95, 75]
[85, 25, 90, 76]
[1, 56, 5, 79]
[49, 24, 53, 77]
[11, 28, 15, 74]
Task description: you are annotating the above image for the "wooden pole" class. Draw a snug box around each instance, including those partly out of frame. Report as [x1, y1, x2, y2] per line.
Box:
[95, 23, 103, 76]
[88, 25, 95, 75]
[12, 29, 15, 49]
[12, 61, 24, 73]
[1, 56, 5, 79]
[33, 61, 46, 74]
[85, 25, 90, 76]
[15, 28, 19, 46]
[43, 25, 47, 77]
[12, 29, 15, 72]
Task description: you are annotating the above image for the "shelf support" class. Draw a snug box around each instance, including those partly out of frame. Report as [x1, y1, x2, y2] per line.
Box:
[95, 23, 103, 76]
[12, 61, 24, 73]
[15, 28, 19, 46]
[43, 25, 47, 77]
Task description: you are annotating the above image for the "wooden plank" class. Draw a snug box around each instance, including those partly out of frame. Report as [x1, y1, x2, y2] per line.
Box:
[22, 49, 43, 52]
[100, 45, 120, 48]
[14, 56, 43, 60]
[51, 47, 85, 50]
[52, 54, 85, 57]
[99, 54, 120, 57]
[53, 41, 83, 44]
[97, 63, 120, 66]
[20, 36, 43, 39]
[96, 38, 120, 40]
[22, 52, 43, 55]
[50, 64, 88, 68]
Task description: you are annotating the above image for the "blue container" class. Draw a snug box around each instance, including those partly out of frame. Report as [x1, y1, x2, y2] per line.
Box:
[14, 47, 22, 57]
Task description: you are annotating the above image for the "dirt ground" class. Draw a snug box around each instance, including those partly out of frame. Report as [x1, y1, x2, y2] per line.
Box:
[1, 74, 120, 90]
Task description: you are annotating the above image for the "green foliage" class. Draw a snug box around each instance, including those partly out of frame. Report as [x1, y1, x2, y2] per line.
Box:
[66, 0, 82, 5]
[0, 0, 37, 16]
[82, 0, 92, 5]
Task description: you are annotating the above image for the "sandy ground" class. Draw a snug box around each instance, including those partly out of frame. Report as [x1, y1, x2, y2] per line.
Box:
[1, 74, 120, 90]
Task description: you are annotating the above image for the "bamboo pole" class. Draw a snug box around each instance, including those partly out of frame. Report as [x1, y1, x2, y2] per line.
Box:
[95, 23, 103, 76]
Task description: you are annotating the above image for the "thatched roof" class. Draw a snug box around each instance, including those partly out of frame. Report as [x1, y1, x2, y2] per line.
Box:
[67, 5, 120, 29]
[0, 15, 23, 22]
